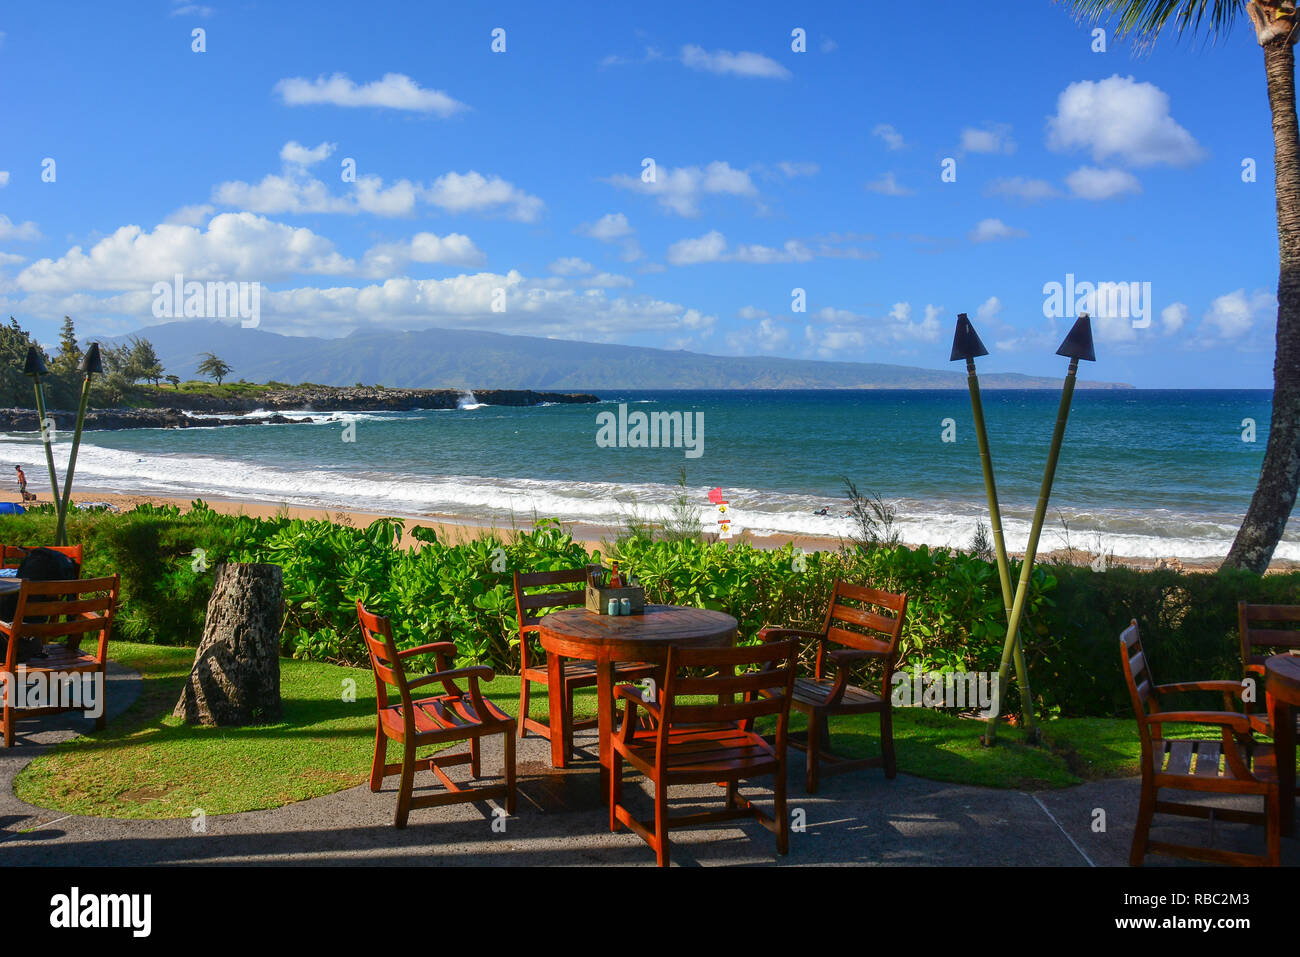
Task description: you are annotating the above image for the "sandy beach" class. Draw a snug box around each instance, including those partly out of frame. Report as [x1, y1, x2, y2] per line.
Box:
[7, 487, 1288, 574]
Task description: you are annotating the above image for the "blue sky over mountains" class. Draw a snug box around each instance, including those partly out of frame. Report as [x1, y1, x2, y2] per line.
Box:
[0, 1, 1280, 387]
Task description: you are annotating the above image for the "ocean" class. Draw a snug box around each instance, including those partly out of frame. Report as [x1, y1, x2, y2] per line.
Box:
[0, 388, 1286, 561]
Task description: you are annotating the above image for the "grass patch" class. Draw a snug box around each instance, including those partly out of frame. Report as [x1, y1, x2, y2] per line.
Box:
[16, 643, 1200, 819]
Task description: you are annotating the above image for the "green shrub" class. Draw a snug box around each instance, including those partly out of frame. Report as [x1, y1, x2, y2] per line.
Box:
[2, 503, 1295, 718]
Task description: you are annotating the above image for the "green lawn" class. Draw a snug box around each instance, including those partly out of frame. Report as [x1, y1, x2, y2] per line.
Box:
[13, 641, 1219, 819]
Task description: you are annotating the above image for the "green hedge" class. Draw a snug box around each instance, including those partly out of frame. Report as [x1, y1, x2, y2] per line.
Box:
[1, 502, 1295, 718]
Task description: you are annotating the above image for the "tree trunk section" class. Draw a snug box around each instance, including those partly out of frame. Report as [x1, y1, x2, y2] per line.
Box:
[1225, 36, 1300, 574]
[173, 563, 284, 726]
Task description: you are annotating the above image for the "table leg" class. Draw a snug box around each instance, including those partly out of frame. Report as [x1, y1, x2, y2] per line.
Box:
[597, 658, 614, 803]
[1273, 695, 1296, 838]
[546, 652, 566, 769]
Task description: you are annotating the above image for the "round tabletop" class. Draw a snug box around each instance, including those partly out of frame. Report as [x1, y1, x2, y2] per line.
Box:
[1266, 655, 1300, 704]
[538, 604, 737, 661]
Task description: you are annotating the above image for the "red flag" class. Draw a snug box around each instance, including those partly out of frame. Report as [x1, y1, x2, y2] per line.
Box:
[707, 487, 726, 504]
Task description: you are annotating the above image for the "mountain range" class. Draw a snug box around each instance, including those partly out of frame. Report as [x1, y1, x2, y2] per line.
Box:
[104, 321, 1134, 390]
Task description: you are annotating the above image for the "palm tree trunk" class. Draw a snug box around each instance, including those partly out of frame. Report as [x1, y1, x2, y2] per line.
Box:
[1224, 33, 1300, 574]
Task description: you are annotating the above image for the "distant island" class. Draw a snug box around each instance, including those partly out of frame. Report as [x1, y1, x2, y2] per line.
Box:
[104, 320, 1135, 391]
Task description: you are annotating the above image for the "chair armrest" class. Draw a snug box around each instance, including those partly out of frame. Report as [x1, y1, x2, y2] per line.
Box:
[827, 647, 887, 666]
[397, 642, 459, 659]
[408, 665, 495, 690]
[1153, 710, 1254, 735]
[613, 683, 662, 718]
[756, 627, 822, 643]
[1157, 680, 1246, 696]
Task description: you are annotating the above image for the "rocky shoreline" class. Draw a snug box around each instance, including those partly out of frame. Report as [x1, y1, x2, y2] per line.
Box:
[143, 387, 599, 414]
[0, 387, 598, 432]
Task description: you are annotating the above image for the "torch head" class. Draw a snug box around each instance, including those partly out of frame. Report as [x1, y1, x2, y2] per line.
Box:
[949, 313, 990, 362]
[1055, 313, 1096, 362]
[23, 346, 47, 377]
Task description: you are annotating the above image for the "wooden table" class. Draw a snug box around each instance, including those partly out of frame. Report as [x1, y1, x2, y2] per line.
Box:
[538, 604, 738, 796]
[1266, 655, 1300, 837]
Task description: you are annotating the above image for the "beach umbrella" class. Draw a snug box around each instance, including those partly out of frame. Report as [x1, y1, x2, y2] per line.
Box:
[55, 342, 102, 544]
[950, 315, 1036, 741]
[984, 314, 1096, 744]
[23, 345, 62, 513]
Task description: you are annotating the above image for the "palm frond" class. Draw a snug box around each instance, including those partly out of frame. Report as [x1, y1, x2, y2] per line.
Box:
[1059, 0, 1245, 45]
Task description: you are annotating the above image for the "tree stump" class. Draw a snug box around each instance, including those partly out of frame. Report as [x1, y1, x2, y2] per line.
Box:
[173, 563, 284, 726]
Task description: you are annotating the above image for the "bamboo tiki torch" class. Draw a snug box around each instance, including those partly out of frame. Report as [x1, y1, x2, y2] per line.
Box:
[950, 314, 1035, 743]
[56, 342, 101, 546]
[23, 346, 61, 510]
[983, 313, 1096, 744]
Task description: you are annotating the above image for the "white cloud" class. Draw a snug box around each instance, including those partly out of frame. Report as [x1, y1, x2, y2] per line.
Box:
[577, 213, 633, 241]
[274, 72, 468, 116]
[1195, 289, 1274, 345]
[968, 218, 1026, 243]
[606, 161, 756, 217]
[359, 232, 486, 277]
[666, 231, 814, 265]
[14, 213, 352, 292]
[0, 171, 9, 188]
[960, 125, 1016, 155]
[549, 257, 593, 276]
[865, 172, 913, 196]
[280, 140, 336, 167]
[666, 231, 728, 265]
[163, 203, 216, 226]
[0, 252, 25, 266]
[578, 272, 634, 289]
[1047, 75, 1204, 167]
[680, 45, 791, 79]
[985, 177, 1060, 202]
[873, 124, 906, 150]
[776, 161, 819, 178]
[727, 317, 790, 353]
[214, 159, 543, 222]
[975, 296, 1003, 322]
[170, 2, 213, 16]
[423, 171, 544, 222]
[0, 215, 41, 241]
[1161, 302, 1188, 335]
[1065, 166, 1142, 200]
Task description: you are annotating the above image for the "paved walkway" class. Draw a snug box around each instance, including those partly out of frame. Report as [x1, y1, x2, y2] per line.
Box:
[2, 662, 1295, 866]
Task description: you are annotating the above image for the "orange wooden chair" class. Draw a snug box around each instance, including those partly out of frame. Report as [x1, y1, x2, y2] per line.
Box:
[513, 567, 654, 766]
[1240, 602, 1300, 709]
[757, 580, 907, 792]
[357, 600, 516, 828]
[1121, 619, 1279, 866]
[1, 544, 83, 574]
[609, 639, 797, 867]
[1, 575, 118, 747]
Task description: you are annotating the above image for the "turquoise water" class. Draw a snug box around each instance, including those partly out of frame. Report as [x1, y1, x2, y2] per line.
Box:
[0, 389, 1283, 560]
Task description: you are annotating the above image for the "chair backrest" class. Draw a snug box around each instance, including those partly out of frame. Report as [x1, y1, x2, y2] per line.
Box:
[356, 600, 410, 714]
[4, 575, 118, 671]
[1119, 619, 1162, 760]
[2, 544, 83, 574]
[817, 579, 908, 679]
[659, 640, 798, 748]
[512, 566, 597, 670]
[1238, 602, 1300, 672]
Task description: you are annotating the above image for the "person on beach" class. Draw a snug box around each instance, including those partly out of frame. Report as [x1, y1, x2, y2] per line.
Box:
[14, 465, 33, 502]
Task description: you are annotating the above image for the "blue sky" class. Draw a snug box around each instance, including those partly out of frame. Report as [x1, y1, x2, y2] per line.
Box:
[0, 1, 1280, 387]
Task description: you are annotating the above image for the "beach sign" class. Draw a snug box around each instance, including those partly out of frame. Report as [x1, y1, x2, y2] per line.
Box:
[708, 486, 737, 539]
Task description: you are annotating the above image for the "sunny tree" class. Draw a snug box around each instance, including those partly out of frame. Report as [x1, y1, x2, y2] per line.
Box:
[1062, 0, 1300, 572]
[197, 352, 232, 385]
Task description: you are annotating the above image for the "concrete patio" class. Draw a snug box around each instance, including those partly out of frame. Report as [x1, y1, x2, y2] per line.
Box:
[2, 661, 1295, 867]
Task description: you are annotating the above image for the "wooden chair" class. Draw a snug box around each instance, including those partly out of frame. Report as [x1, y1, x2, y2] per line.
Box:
[609, 639, 797, 867]
[1, 544, 83, 574]
[513, 567, 655, 766]
[757, 580, 907, 792]
[1240, 602, 1300, 713]
[357, 600, 516, 828]
[1121, 619, 1279, 866]
[1, 575, 118, 747]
